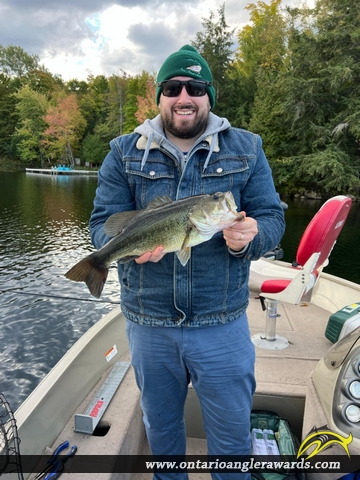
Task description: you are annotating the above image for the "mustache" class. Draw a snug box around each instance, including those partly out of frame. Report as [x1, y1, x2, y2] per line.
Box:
[173, 104, 198, 111]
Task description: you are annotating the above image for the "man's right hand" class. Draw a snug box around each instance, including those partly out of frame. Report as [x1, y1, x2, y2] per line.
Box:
[135, 246, 165, 264]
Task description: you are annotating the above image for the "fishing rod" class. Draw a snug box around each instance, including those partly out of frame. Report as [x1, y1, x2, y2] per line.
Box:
[0, 289, 120, 305]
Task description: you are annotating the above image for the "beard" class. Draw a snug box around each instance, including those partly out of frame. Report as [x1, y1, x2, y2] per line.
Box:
[160, 105, 209, 140]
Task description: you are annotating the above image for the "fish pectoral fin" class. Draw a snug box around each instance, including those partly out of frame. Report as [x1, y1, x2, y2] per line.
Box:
[147, 196, 173, 209]
[104, 211, 139, 237]
[176, 226, 193, 266]
[176, 247, 191, 266]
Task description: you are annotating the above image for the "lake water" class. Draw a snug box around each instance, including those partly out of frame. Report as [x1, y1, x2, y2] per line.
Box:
[0, 171, 359, 413]
[0, 172, 119, 413]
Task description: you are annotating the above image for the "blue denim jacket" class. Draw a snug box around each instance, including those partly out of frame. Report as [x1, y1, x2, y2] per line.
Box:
[90, 113, 285, 327]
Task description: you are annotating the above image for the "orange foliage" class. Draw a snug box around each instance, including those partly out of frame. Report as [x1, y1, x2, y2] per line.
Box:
[135, 78, 159, 123]
[42, 94, 86, 160]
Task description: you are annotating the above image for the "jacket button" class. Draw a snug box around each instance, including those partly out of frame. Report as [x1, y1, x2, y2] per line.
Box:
[216, 167, 223, 173]
[149, 171, 155, 176]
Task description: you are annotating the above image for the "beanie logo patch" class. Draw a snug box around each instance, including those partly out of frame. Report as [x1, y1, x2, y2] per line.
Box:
[186, 65, 202, 73]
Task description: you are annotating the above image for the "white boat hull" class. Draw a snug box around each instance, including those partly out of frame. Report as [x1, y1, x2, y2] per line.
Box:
[6, 266, 360, 479]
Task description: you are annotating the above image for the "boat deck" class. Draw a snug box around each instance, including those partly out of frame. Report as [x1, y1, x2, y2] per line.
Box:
[249, 283, 332, 399]
[48, 282, 333, 480]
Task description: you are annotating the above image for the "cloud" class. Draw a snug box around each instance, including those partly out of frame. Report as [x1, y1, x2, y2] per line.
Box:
[0, 0, 309, 81]
[0, 3, 93, 56]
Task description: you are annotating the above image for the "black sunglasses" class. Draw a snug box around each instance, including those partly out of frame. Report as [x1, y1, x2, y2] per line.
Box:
[158, 80, 211, 98]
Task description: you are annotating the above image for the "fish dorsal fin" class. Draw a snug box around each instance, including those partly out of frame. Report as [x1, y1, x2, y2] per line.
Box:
[104, 196, 172, 237]
[104, 210, 139, 237]
[147, 196, 173, 209]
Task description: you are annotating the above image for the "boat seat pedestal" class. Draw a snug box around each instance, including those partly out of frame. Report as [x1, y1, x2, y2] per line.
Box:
[252, 298, 289, 350]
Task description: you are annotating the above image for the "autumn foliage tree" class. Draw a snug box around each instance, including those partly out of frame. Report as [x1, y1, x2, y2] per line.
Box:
[42, 94, 86, 166]
[135, 77, 158, 124]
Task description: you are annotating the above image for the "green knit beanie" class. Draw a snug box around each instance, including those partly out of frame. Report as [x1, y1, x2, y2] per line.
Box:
[156, 45, 216, 109]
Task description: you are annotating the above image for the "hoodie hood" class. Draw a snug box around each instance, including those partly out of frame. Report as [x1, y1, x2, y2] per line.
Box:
[134, 113, 231, 171]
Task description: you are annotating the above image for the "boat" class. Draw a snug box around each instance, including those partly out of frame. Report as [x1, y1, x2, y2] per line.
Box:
[2, 195, 360, 480]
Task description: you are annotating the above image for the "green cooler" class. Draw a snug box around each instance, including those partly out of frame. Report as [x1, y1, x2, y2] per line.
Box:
[325, 302, 360, 343]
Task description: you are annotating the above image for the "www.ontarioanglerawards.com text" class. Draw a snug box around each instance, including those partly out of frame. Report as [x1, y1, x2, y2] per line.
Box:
[145, 457, 341, 473]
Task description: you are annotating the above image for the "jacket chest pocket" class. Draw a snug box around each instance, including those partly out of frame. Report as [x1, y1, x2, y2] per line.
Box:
[200, 156, 250, 195]
[125, 158, 176, 208]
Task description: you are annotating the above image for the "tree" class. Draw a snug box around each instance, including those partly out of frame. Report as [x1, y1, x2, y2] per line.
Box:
[122, 71, 155, 133]
[243, 0, 292, 167]
[27, 69, 63, 97]
[0, 74, 18, 157]
[81, 133, 109, 166]
[192, 3, 237, 120]
[135, 76, 158, 124]
[0, 44, 41, 78]
[277, 0, 360, 195]
[233, 0, 287, 128]
[66, 79, 89, 95]
[95, 73, 126, 142]
[13, 85, 49, 164]
[79, 75, 109, 139]
[42, 94, 86, 166]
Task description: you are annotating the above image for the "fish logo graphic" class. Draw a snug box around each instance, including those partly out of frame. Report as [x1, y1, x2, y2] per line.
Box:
[297, 427, 353, 459]
[186, 65, 202, 73]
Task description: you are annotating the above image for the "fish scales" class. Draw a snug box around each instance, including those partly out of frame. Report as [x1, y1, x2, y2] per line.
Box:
[65, 192, 243, 298]
[106, 205, 191, 262]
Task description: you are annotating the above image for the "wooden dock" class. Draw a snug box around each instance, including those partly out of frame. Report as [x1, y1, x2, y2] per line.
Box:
[26, 168, 98, 175]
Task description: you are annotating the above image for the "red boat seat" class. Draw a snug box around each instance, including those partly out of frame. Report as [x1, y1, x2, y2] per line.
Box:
[253, 195, 352, 350]
[261, 279, 292, 294]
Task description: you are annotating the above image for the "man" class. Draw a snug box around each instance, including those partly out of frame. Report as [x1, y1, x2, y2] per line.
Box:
[90, 45, 285, 478]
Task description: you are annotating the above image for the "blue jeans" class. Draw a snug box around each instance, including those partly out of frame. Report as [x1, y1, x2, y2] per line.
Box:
[126, 314, 256, 480]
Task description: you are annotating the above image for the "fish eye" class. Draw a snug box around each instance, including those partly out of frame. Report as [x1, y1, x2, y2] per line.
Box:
[212, 193, 220, 200]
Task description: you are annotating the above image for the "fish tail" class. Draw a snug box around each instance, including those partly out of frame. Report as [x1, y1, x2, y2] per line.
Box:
[65, 255, 108, 298]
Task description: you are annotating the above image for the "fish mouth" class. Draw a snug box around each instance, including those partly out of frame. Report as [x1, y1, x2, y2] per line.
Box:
[224, 191, 238, 213]
[220, 192, 243, 223]
[202, 192, 241, 224]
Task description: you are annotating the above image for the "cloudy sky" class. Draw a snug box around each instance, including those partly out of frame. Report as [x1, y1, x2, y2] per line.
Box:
[0, 0, 309, 82]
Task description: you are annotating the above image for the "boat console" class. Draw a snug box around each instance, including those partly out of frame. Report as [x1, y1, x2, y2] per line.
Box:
[310, 328, 360, 445]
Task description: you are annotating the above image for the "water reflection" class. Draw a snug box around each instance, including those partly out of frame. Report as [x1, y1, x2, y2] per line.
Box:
[0, 172, 119, 412]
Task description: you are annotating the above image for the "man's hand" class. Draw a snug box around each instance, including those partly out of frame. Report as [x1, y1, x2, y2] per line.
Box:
[223, 212, 258, 251]
[135, 246, 166, 264]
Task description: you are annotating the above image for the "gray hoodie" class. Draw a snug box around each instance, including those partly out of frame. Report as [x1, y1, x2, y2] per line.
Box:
[134, 112, 231, 171]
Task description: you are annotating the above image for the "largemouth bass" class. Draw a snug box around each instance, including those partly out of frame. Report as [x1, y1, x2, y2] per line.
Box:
[65, 191, 244, 298]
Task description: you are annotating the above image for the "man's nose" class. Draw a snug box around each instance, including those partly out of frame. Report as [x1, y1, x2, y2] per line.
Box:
[176, 85, 191, 101]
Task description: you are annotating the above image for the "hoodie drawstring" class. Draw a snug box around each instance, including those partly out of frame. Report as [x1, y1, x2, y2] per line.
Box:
[203, 132, 218, 172]
[140, 130, 154, 171]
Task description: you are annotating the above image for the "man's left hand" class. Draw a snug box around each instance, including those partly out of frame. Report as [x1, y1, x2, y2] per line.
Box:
[223, 212, 258, 252]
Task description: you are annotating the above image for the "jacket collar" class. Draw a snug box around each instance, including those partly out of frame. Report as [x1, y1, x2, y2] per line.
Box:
[135, 113, 228, 171]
